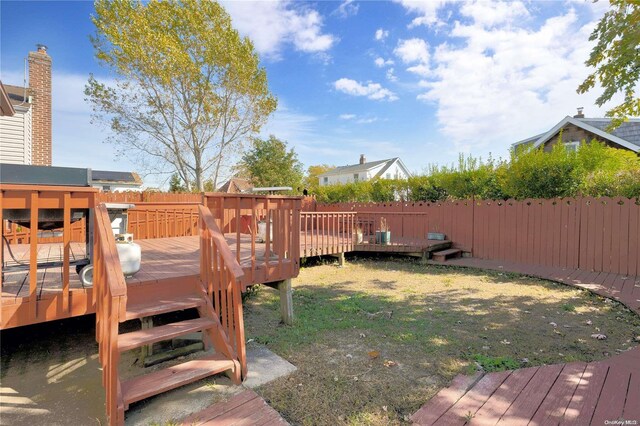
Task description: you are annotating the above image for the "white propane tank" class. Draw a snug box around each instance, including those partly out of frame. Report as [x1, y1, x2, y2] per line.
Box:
[257, 220, 273, 243]
[115, 233, 141, 276]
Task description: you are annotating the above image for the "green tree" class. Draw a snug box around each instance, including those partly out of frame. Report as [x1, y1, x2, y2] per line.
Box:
[239, 136, 304, 192]
[168, 173, 186, 193]
[577, 0, 640, 129]
[304, 164, 334, 194]
[85, 0, 277, 191]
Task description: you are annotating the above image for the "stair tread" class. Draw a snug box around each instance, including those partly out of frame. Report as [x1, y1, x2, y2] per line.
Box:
[122, 353, 235, 405]
[118, 317, 215, 352]
[433, 248, 462, 256]
[125, 295, 205, 321]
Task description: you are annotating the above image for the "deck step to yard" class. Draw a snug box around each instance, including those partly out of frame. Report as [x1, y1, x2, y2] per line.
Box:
[124, 295, 205, 321]
[118, 317, 215, 352]
[122, 353, 236, 406]
[432, 248, 462, 262]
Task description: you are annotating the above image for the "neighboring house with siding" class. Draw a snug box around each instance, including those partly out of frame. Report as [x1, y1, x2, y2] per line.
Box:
[512, 109, 640, 154]
[0, 44, 52, 166]
[0, 82, 32, 164]
[318, 155, 411, 186]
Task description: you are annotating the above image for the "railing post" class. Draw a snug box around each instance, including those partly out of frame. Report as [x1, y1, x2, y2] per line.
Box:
[29, 191, 39, 321]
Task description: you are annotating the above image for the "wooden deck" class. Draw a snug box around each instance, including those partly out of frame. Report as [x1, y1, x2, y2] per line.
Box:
[412, 258, 640, 425]
[180, 390, 288, 425]
[1, 234, 294, 328]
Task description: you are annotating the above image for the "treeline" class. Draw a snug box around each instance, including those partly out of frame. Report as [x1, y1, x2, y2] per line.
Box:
[311, 142, 640, 203]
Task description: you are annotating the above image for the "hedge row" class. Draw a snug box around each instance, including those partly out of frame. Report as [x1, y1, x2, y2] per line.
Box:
[311, 142, 640, 203]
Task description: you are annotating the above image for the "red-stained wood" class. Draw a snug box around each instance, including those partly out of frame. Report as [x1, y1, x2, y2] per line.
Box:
[411, 372, 482, 425]
[433, 371, 510, 426]
[529, 362, 588, 424]
[562, 363, 609, 425]
[471, 367, 538, 426]
[121, 353, 236, 406]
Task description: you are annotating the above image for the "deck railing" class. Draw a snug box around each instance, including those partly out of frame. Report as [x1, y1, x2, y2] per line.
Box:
[1, 184, 96, 327]
[355, 211, 432, 250]
[93, 203, 127, 425]
[300, 212, 356, 257]
[204, 193, 301, 286]
[198, 205, 247, 376]
[126, 202, 200, 239]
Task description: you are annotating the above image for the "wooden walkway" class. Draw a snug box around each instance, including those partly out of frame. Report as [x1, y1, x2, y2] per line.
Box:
[431, 257, 640, 312]
[180, 390, 288, 425]
[413, 258, 640, 425]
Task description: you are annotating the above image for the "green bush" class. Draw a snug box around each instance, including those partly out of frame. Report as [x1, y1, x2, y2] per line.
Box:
[310, 140, 640, 203]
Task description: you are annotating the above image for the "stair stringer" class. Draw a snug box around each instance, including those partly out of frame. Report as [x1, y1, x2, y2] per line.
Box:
[195, 283, 243, 384]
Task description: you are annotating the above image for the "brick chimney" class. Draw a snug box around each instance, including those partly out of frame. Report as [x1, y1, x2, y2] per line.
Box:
[359, 154, 366, 165]
[28, 44, 52, 166]
[574, 107, 584, 119]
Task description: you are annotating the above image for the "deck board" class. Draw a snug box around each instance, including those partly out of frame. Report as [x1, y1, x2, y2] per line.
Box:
[179, 390, 288, 425]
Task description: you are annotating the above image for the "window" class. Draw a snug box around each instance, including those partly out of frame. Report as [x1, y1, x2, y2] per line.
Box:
[386, 173, 391, 179]
[353, 173, 359, 182]
[323, 177, 328, 184]
[102, 185, 111, 192]
[564, 141, 580, 152]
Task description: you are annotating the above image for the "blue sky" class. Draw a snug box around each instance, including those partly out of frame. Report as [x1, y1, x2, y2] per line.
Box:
[1, 0, 614, 188]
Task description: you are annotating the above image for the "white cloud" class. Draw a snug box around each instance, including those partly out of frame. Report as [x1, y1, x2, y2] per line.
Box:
[332, 0, 359, 18]
[334, 78, 398, 101]
[394, 0, 449, 28]
[223, 1, 336, 59]
[374, 57, 394, 67]
[386, 68, 398, 82]
[338, 113, 378, 124]
[339, 114, 356, 120]
[394, 38, 430, 64]
[375, 28, 389, 41]
[419, 6, 618, 152]
[459, 1, 530, 28]
[407, 64, 430, 77]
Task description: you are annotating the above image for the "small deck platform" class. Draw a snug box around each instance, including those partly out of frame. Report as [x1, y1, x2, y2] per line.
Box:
[411, 347, 640, 426]
[180, 389, 288, 425]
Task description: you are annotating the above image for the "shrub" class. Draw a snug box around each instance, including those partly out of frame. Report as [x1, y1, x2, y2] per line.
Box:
[309, 141, 640, 203]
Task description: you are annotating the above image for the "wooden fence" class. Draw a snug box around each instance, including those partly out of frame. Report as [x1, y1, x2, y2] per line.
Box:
[97, 191, 202, 203]
[317, 200, 474, 251]
[126, 202, 199, 239]
[317, 197, 640, 276]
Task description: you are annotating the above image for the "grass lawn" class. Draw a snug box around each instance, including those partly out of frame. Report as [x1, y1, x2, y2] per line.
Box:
[244, 256, 640, 425]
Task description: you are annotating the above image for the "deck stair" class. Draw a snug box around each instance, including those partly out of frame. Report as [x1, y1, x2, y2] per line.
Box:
[431, 248, 462, 262]
[94, 203, 247, 425]
[118, 293, 241, 410]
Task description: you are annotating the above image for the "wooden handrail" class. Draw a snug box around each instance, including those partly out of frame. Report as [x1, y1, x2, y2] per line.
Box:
[198, 205, 245, 280]
[94, 203, 127, 424]
[95, 204, 128, 297]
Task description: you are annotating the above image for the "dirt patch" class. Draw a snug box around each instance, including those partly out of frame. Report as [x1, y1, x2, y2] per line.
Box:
[244, 255, 640, 425]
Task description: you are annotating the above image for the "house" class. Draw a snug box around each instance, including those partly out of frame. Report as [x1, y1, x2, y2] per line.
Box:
[512, 108, 640, 154]
[318, 155, 411, 186]
[217, 177, 253, 193]
[0, 45, 52, 165]
[91, 170, 143, 192]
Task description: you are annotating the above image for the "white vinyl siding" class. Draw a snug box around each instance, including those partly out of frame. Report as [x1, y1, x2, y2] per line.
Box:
[0, 107, 32, 164]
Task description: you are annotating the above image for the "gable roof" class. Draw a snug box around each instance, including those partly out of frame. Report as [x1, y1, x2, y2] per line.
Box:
[3, 84, 31, 107]
[513, 116, 640, 153]
[318, 157, 411, 178]
[217, 177, 253, 193]
[0, 82, 16, 116]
